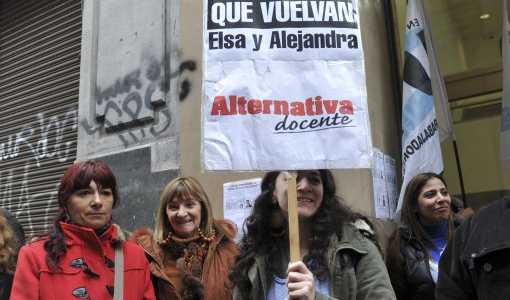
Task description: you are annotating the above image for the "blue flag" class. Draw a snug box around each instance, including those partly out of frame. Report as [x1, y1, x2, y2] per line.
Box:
[396, 0, 444, 218]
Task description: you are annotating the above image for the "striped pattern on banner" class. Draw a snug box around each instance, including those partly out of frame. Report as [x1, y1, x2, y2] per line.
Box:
[501, 0, 510, 170]
[395, 0, 444, 218]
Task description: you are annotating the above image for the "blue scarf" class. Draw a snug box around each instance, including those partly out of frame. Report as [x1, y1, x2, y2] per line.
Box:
[422, 220, 448, 262]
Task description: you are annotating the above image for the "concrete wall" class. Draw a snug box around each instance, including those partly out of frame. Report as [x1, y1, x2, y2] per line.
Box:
[100, 147, 178, 231]
[78, 0, 180, 165]
[79, 0, 400, 232]
[78, 0, 181, 230]
[442, 92, 510, 210]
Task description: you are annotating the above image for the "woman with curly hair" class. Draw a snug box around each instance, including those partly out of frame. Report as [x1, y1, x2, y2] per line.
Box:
[10, 160, 155, 300]
[133, 176, 239, 300]
[229, 170, 396, 300]
[0, 214, 17, 300]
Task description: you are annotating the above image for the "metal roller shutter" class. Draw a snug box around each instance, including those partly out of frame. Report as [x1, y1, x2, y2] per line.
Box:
[0, 0, 81, 238]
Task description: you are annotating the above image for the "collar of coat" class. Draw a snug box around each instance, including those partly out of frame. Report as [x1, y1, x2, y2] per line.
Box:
[132, 220, 236, 269]
[28, 222, 127, 246]
[60, 221, 126, 247]
[459, 196, 510, 263]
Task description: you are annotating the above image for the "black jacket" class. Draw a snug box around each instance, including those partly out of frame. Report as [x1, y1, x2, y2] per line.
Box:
[0, 273, 13, 300]
[386, 224, 436, 300]
[436, 196, 510, 300]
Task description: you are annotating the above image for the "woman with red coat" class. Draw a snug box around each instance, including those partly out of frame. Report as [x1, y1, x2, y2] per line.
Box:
[10, 160, 156, 300]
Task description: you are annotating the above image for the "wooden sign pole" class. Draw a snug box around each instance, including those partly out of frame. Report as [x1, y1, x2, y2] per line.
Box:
[285, 171, 300, 262]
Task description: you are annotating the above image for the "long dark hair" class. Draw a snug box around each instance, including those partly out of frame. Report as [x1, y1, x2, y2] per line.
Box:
[229, 170, 378, 298]
[44, 160, 120, 269]
[386, 172, 454, 276]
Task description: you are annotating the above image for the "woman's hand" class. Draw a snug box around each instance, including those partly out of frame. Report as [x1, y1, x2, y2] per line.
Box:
[286, 261, 316, 300]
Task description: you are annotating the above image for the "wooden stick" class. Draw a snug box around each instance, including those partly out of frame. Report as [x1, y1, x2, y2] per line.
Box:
[285, 171, 300, 262]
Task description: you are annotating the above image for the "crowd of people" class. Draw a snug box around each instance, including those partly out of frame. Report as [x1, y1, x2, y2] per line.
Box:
[0, 159, 506, 299]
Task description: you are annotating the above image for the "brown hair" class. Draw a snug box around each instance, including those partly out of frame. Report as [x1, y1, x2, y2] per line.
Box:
[0, 214, 17, 274]
[154, 177, 231, 242]
[57, 160, 120, 210]
[386, 172, 454, 278]
[400, 172, 454, 243]
[44, 160, 120, 269]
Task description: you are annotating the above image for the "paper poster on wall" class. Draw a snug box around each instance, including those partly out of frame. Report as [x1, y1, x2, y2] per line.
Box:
[372, 148, 390, 218]
[372, 148, 398, 219]
[384, 154, 398, 219]
[223, 178, 262, 241]
[202, 0, 373, 171]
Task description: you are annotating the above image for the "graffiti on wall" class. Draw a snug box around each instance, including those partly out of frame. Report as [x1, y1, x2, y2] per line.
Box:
[0, 110, 77, 167]
[80, 59, 197, 148]
[179, 60, 196, 101]
[95, 59, 167, 132]
[0, 108, 77, 234]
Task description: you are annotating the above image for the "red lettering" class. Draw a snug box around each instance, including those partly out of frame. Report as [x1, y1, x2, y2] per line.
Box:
[305, 97, 315, 115]
[210, 95, 353, 116]
[314, 96, 323, 115]
[339, 100, 353, 114]
[323, 100, 338, 114]
[229, 95, 237, 115]
[248, 99, 262, 114]
[211, 96, 229, 115]
[238, 96, 247, 115]
[262, 100, 273, 114]
[290, 102, 305, 116]
[274, 100, 289, 115]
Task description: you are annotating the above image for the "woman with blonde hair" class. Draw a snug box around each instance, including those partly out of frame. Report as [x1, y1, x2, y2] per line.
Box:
[134, 176, 239, 300]
[0, 214, 17, 300]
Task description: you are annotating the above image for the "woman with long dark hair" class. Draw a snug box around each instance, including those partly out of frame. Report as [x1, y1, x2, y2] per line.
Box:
[386, 172, 454, 300]
[10, 160, 155, 300]
[229, 170, 395, 299]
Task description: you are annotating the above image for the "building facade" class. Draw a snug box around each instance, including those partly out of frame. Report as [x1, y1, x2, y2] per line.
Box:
[0, 0, 403, 236]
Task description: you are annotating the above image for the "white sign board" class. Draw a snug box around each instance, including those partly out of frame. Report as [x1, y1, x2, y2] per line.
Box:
[203, 0, 373, 171]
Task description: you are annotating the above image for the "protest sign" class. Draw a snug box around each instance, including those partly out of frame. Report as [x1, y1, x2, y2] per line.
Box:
[203, 0, 372, 171]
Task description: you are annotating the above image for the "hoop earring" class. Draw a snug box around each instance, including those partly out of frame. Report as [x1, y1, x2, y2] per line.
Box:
[62, 209, 71, 222]
[269, 204, 285, 237]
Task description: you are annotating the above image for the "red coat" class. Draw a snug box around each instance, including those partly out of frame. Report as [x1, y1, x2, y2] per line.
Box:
[11, 222, 156, 300]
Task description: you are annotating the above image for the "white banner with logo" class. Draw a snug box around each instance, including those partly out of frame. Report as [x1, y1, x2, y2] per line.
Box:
[395, 0, 444, 218]
[202, 0, 372, 171]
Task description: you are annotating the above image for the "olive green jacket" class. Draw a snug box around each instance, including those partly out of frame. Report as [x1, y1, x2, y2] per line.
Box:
[233, 222, 396, 300]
